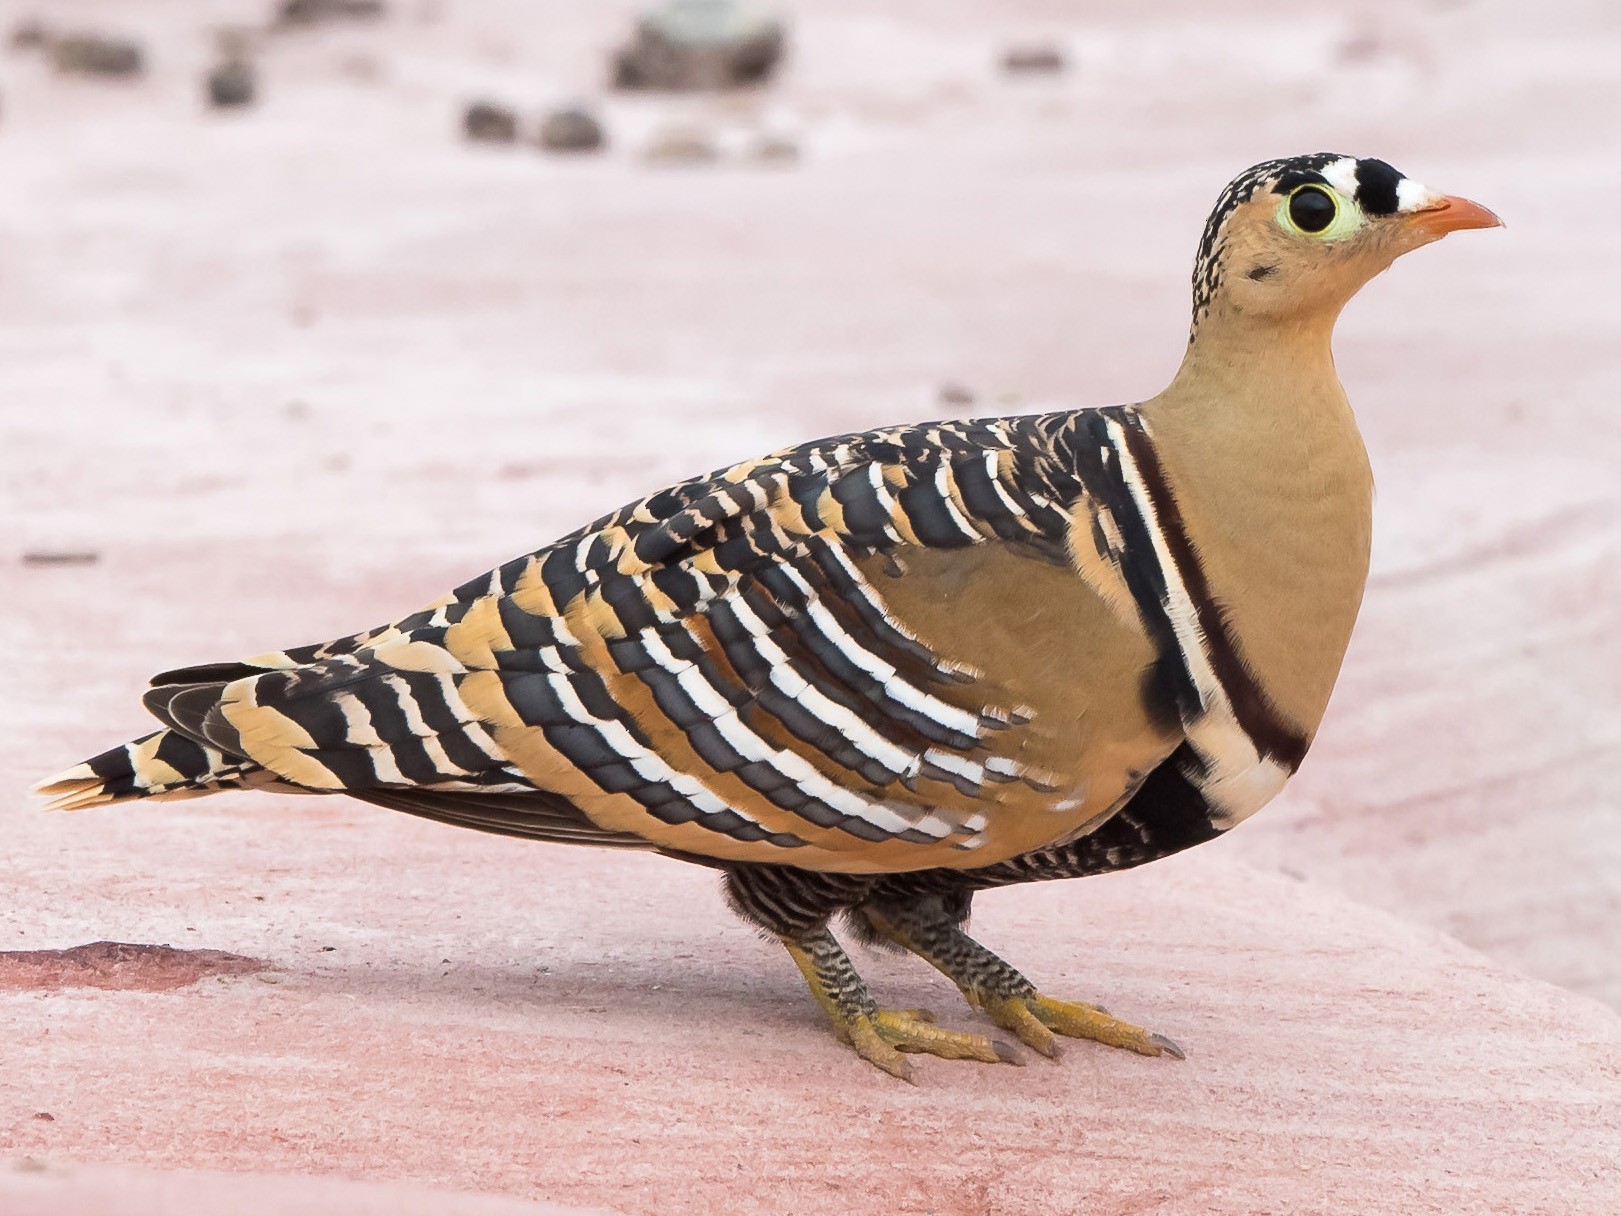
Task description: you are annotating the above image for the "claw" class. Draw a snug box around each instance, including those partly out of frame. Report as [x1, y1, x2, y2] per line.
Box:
[992, 1039, 1025, 1066]
[1149, 1032, 1186, 1061]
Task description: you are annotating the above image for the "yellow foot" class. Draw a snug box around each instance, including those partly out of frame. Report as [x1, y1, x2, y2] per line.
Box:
[839, 1007, 1022, 1083]
[979, 992, 1185, 1061]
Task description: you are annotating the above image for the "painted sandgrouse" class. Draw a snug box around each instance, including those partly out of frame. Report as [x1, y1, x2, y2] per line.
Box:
[39, 154, 1499, 1080]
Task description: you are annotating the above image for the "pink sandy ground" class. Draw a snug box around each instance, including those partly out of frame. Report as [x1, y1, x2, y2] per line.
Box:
[2, 1, 1619, 1212]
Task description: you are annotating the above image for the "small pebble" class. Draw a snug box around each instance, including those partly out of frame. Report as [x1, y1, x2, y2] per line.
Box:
[1337, 30, 1386, 63]
[938, 383, 976, 407]
[22, 552, 100, 567]
[537, 106, 606, 153]
[276, 0, 386, 25]
[644, 125, 718, 165]
[463, 100, 517, 144]
[51, 34, 144, 78]
[614, 0, 787, 92]
[339, 53, 382, 82]
[1001, 44, 1067, 75]
[9, 18, 48, 51]
[32, 1112, 54, 1122]
[749, 133, 799, 164]
[207, 60, 256, 109]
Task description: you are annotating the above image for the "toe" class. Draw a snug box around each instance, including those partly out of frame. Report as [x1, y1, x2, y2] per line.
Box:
[982, 995, 1063, 1060]
[846, 1017, 918, 1083]
[872, 1009, 1016, 1066]
[992, 993, 1183, 1061]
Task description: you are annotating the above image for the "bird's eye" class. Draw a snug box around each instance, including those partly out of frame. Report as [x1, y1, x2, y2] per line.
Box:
[1288, 186, 1337, 234]
[1274, 183, 1364, 241]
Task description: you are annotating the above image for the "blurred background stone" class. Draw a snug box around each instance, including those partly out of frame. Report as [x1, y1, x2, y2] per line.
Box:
[206, 60, 257, 109]
[643, 124, 719, 164]
[277, 0, 388, 26]
[8, 17, 47, 51]
[339, 52, 385, 82]
[614, 0, 785, 91]
[462, 99, 517, 143]
[536, 106, 605, 153]
[50, 34, 144, 78]
[20, 553, 99, 568]
[748, 132, 799, 163]
[1001, 43, 1067, 74]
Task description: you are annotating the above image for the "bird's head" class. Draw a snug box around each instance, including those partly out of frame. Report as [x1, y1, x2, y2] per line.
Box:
[1189, 153, 1500, 340]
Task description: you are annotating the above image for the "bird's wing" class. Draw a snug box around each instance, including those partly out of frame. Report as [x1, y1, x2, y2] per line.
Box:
[141, 414, 1177, 870]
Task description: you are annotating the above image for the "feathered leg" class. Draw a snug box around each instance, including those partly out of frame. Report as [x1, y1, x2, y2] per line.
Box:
[855, 890, 1184, 1061]
[725, 865, 1018, 1081]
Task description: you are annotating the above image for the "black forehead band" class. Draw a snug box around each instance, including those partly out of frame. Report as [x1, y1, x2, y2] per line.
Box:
[1269, 158, 1404, 217]
[1271, 169, 1330, 195]
[1352, 158, 1402, 216]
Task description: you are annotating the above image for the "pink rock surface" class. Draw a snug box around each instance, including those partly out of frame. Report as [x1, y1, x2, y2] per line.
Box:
[3, 0, 1620, 1212]
[4, 840, 1620, 1215]
[0, 1161, 606, 1216]
[0, 941, 266, 992]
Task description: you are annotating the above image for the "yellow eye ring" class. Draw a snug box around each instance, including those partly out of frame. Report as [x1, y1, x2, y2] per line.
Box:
[1277, 184, 1362, 240]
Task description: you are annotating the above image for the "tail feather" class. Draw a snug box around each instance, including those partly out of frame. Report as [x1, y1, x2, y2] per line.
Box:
[37, 638, 391, 812]
[33, 728, 281, 811]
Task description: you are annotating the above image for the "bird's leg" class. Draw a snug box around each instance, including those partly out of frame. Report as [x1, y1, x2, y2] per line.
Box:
[777, 928, 1019, 1082]
[723, 864, 1016, 1080]
[857, 896, 1184, 1061]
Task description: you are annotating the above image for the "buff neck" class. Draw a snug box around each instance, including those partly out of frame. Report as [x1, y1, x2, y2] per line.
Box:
[1136, 302, 1375, 740]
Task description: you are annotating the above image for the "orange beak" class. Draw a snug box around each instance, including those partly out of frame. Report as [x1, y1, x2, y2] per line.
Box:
[1406, 195, 1503, 238]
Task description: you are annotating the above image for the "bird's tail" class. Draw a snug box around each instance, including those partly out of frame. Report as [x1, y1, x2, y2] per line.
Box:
[33, 728, 281, 811]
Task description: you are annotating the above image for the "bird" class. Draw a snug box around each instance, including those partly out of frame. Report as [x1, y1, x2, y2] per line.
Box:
[37, 153, 1499, 1081]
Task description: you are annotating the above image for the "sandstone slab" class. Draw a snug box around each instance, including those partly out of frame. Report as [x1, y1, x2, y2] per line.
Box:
[1, 2, 1618, 1213]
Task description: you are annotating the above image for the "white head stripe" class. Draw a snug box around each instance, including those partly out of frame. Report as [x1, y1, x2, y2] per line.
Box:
[1396, 176, 1443, 213]
[1320, 157, 1361, 197]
